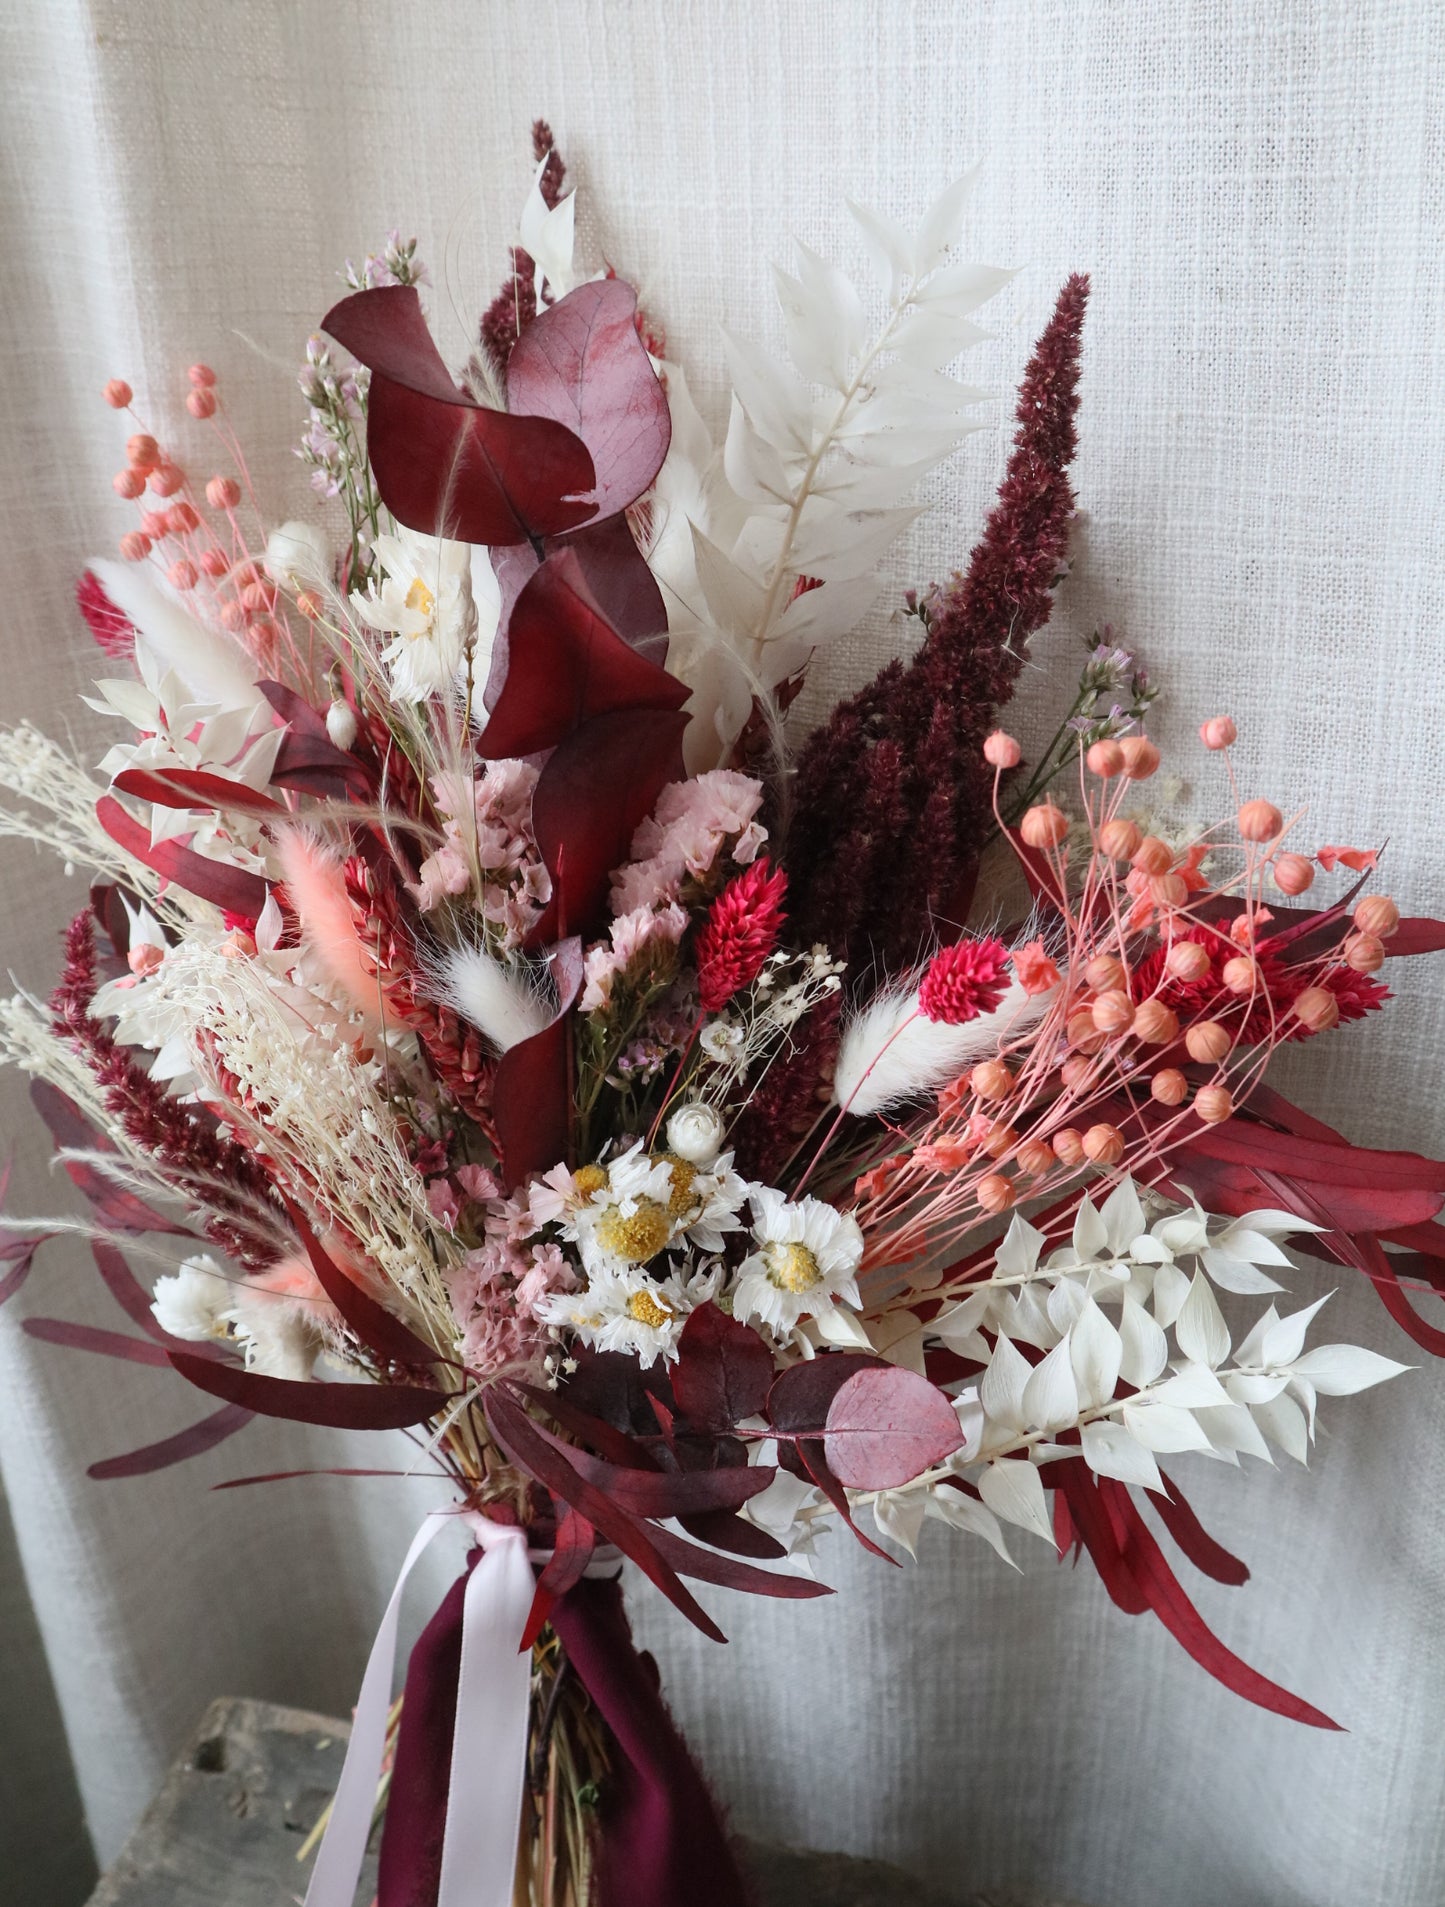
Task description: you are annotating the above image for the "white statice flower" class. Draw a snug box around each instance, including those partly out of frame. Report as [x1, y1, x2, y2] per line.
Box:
[537, 1263, 702, 1368]
[732, 1187, 864, 1335]
[151, 1254, 233, 1341]
[351, 528, 481, 703]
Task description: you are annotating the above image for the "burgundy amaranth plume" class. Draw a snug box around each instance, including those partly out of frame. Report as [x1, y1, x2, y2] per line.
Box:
[783, 274, 1091, 971]
[479, 120, 568, 375]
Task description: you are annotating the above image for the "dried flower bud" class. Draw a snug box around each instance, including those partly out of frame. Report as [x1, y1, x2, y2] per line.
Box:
[1091, 989, 1134, 1034]
[970, 1060, 1013, 1101]
[1293, 986, 1340, 1032]
[199, 548, 230, 578]
[220, 601, 247, 632]
[1353, 894, 1399, 939]
[1151, 1067, 1188, 1106]
[325, 699, 359, 750]
[240, 581, 275, 614]
[118, 530, 151, 562]
[1016, 1139, 1055, 1177]
[983, 730, 1022, 769]
[1130, 835, 1173, 877]
[1119, 736, 1161, 780]
[104, 378, 133, 409]
[1149, 872, 1188, 910]
[1221, 955, 1258, 994]
[976, 1173, 1016, 1214]
[1086, 740, 1125, 778]
[1052, 1128, 1086, 1166]
[148, 460, 183, 497]
[666, 1103, 724, 1167]
[166, 501, 200, 533]
[1270, 853, 1314, 896]
[187, 363, 217, 388]
[1199, 715, 1237, 750]
[140, 509, 170, 540]
[1184, 1020, 1231, 1064]
[205, 475, 241, 510]
[1082, 1123, 1126, 1165]
[1060, 1054, 1093, 1090]
[1099, 818, 1141, 861]
[1132, 999, 1179, 1044]
[1344, 932, 1385, 974]
[186, 388, 217, 420]
[983, 1121, 1020, 1160]
[112, 468, 145, 499]
[1066, 1009, 1106, 1054]
[1237, 799, 1283, 843]
[1166, 940, 1212, 982]
[1084, 954, 1126, 992]
[126, 432, 159, 470]
[1020, 802, 1069, 850]
[1194, 1084, 1234, 1125]
[167, 559, 198, 592]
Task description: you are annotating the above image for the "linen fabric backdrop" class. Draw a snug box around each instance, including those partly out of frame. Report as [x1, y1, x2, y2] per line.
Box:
[2, 3, 1443, 1903]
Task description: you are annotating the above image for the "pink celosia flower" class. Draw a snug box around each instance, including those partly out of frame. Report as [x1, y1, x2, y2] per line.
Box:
[695, 860, 788, 1012]
[918, 937, 1010, 1024]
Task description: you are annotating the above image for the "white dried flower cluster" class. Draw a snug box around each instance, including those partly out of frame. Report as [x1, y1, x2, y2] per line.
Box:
[695, 945, 844, 1102]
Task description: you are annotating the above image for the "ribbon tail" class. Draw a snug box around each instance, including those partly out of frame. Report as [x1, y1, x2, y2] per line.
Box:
[549, 1575, 753, 1907]
[305, 1511, 453, 1907]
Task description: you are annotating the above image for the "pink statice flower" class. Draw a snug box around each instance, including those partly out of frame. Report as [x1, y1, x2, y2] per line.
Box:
[409, 760, 551, 949]
[580, 902, 688, 1013]
[609, 770, 767, 913]
[446, 1235, 575, 1376]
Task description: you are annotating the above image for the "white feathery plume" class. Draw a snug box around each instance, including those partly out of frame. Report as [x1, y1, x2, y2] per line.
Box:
[833, 976, 1046, 1118]
[429, 945, 554, 1053]
[87, 558, 264, 714]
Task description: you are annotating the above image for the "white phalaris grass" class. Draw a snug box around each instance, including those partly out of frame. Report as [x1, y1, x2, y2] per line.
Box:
[832, 976, 1042, 1117]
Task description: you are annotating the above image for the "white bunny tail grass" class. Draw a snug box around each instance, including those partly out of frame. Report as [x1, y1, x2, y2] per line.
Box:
[428, 944, 554, 1054]
[833, 976, 1044, 1118]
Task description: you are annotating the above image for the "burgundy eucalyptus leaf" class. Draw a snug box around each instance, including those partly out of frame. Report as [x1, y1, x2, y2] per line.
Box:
[1385, 917, 1445, 956]
[492, 937, 584, 1190]
[524, 1507, 597, 1650]
[527, 708, 690, 946]
[822, 1365, 964, 1490]
[520, 1408, 772, 1518]
[168, 1349, 444, 1430]
[673, 1302, 776, 1432]
[91, 1239, 183, 1345]
[478, 549, 687, 761]
[677, 1508, 789, 1562]
[88, 1403, 253, 1480]
[644, 1522, 832, 1601]
[323, 286, 598, 545]
[507, 278, 672, 520]
[766, 1350, 888, 1434]
[24, 1317, 175, 1367]
[96, 795, 271, 920]
[1154, 1473, 1250, 1587]
[112, 767, 286, 818]
[516, 1380, 664, 1471]
[284, 1198, 441, 1373]
[258, 681, 375, 797]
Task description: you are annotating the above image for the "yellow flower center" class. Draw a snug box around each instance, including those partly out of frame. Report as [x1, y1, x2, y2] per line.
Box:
[595, 1197, 672, 1264]
[658, 1155, 698, 1219]
[573, 1164, 609, 1201]
[626, 1287, 674, 1330]
[764, 1241, 823, 1293]
[404, 575, 436, 624]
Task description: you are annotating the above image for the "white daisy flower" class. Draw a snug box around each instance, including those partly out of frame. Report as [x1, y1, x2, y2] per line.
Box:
[732, 1187, 865, 1336]
[667, 1150, 749, 1254]
[351, 527, 484, 703]
[569, 1144, 681, 1275]
[536, 1263, 699, 1368]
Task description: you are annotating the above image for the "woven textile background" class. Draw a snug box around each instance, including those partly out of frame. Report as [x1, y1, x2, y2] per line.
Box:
[2, 3, 1443, 1903]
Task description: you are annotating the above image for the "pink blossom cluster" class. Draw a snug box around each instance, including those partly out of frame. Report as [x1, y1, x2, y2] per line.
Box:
[609, 770, 767, 914]
[410, 760, 552, 948]
[444, 1231, 575, 1376]
[580, 902, 687, 1013]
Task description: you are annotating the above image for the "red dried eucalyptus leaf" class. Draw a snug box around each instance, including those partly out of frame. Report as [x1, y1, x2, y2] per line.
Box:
[30, 1081, 193, 1237]
[677, 1508, 789, 1562]
[797, 1439, 895, 1564]
[673, 1303, 776, 1433]
[518, 1380, 664, 1471]
[524, 1507, 597, 1650]
[767, 1352, 889, 1434]
[1385, 917, 1445, 956]
[88, 1403, 253, 1481]
[479, 549, 687, 761]
[322, 285, 598, 545]
[644, 1522, 831, 1602]
[0, 1236, 45, 1308]
[527, 708, 691, 946]
[258, 681, 374, 797]
[484, 1389, 727, 1642]
[167, 1349, 444, 1430]
[823, 1366, 964, 1489]
[521, 1410, 772, 1519]
[96, 794, 271, 919]
[1097, 1479, 1341, 1729]
[507, 278, 672, 519]
[23, 1317, 175, 1367]
[112, 767, 286, 818]
[1154, 1473, 1250, 1587]
[283, 1199, 441, 1374]
[1184, 1120, 1445, 1193]
[91, 1239, 184, 1345]
[493, 938, 584, 1190]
